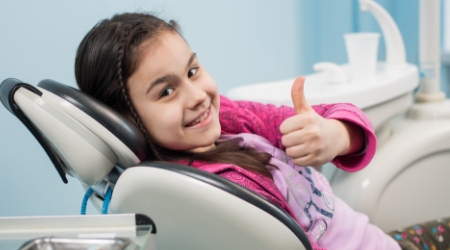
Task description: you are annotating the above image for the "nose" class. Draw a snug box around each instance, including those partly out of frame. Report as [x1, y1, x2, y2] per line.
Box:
[184, 81, 207, 110]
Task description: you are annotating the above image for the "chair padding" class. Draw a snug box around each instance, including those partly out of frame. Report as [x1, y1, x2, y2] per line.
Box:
[111, 162, 312, 250]
[0, 78, 147, 183]
[37, 79, 147, 162]
[0, 78, 68, 183]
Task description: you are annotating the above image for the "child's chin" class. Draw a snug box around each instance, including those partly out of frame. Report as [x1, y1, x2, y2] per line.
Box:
[189, 143, 216, 153]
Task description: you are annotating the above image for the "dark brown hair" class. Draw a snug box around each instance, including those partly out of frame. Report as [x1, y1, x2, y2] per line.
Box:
[75, 12, 273, 177]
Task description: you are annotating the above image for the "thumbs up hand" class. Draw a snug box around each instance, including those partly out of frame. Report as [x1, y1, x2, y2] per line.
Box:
[280, 76, 352, 167]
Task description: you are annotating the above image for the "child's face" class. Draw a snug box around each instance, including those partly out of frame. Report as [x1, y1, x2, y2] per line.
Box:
[127, 31, 221, 153]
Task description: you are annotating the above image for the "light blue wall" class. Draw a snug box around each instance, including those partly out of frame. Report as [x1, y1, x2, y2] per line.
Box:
[297, 0, 420, 75]
[0, 0, 301, 216]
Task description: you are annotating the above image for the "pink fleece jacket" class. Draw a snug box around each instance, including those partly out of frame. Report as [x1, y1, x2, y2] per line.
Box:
[218, 96, 377, 172]
[190, 96, 399, 250]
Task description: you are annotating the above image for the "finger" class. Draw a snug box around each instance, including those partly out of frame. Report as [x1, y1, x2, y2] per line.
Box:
[291, 76, 312, 114]
[279, 112, 315, 134]
[285, 143, 309, 159]
[292, 154, 323, 168]
[280, 116, 301, 135]
[281, 130, 308, 148]
[291, 154, 314, 167]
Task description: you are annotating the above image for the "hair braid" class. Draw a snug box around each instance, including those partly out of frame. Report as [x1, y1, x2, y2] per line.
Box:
[116, 24, 163, 159]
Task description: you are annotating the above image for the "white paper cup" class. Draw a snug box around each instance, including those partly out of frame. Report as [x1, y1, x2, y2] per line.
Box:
[344, 32, 380, 82]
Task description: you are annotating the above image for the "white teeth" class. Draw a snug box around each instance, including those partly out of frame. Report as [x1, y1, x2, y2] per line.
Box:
[187, 109, 209, 127]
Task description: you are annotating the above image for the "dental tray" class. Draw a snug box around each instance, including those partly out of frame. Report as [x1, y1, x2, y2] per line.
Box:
[19, 237, 132, 250]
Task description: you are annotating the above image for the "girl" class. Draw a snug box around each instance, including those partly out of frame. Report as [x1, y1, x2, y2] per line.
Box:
[74, 12, 444, 250]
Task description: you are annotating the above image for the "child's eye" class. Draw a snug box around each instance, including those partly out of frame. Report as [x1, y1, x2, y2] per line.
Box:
[160, 87, 174, 98]
[188, 68, 197, 78]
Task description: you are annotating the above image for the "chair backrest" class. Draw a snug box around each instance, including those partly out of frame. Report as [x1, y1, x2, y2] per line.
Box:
[108, 162, 311, 250]
[0, 78, 146, 185]
[0, 78, 312, 250]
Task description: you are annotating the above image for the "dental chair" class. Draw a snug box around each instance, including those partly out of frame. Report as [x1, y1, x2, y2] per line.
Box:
[0, 78, 312, 250]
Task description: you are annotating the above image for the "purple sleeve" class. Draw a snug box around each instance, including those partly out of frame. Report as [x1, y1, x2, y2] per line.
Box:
[219, 95, 377, 172]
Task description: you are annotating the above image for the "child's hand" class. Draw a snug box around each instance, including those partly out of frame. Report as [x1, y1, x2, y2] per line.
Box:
[280, 76, 353, 167]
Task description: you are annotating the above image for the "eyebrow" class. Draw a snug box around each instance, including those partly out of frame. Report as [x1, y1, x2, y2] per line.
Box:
[145, 53, 197, 94]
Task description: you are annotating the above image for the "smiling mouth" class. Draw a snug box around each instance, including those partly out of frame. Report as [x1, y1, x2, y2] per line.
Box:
[185, 108, 210, 127]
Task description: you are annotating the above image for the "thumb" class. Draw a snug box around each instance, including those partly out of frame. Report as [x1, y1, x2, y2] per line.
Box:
[291, 76, 311, 114]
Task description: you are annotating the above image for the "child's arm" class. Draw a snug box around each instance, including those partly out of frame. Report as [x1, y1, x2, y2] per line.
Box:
[220, 81, 376, 172]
